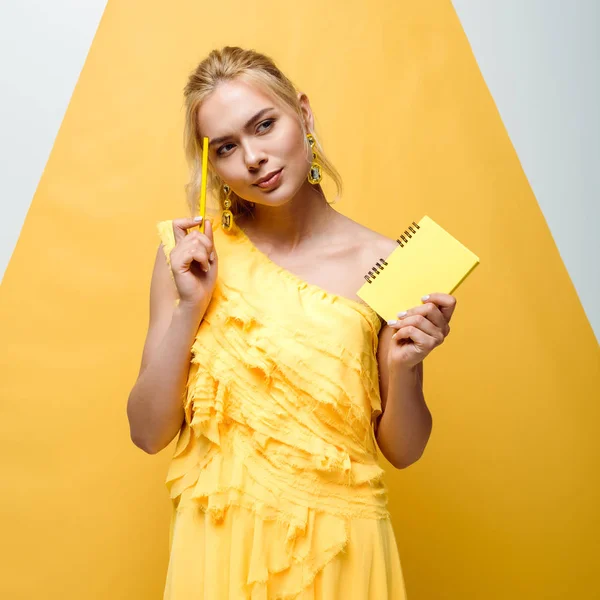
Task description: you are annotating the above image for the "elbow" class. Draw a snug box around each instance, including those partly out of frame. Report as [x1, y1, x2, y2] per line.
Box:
[129, 416, 172, 454]
[127, 396, 162, 455]
[389, 450, 424, 470]
[128, 419, 174, 456]
[129, 425, 162, 454]
[126, 391, 185, 455]
[399, 432, 432, 469]
[128, 420, 179, 455]
[389, 456, 408, 470]
[131, 434, 161, 455]
[385, 420, 433, 470]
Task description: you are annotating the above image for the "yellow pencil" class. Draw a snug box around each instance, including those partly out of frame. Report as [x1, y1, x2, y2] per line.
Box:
[199, 136, 209, 233]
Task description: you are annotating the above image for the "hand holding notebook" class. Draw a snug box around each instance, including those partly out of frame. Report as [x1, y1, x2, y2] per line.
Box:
[357, 216, 480, 323]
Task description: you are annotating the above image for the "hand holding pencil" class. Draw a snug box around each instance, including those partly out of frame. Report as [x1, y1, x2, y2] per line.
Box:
[167, 136, 218, 311]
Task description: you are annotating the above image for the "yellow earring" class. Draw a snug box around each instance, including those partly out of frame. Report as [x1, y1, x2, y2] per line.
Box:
[307, 133, 322, 185]
[222, 184, 233, 231]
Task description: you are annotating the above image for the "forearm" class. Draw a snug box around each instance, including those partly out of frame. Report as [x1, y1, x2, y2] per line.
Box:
[127, 303, 204, 454]
[376, 364, 432, 469]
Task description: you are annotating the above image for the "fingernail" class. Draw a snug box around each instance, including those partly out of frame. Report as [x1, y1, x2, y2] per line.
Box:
[202, 264, 210, 273]
[397, 311, 407, 318]
[421, 295, 430, 301]
[193, 216, 203, 222]
[387, 320, 398, 326]
[209, 251, 215, 261]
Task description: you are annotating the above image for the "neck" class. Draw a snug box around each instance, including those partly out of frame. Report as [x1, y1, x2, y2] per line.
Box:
[238, 180, 336, 252]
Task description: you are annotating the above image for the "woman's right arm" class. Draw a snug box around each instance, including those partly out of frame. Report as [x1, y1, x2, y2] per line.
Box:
[127, 218, 217, 454]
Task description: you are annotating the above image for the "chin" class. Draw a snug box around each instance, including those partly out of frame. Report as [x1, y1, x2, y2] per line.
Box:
[250, 180, 297, 207]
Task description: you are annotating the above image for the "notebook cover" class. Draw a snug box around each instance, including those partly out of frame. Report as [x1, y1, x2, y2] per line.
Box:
[357, 215, 480, 322]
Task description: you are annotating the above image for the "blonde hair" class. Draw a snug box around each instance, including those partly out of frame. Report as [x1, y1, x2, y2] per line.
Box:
[182, 46, 342, 219]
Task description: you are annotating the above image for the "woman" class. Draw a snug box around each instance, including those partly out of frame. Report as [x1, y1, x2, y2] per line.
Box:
[127, 46, 456, 599]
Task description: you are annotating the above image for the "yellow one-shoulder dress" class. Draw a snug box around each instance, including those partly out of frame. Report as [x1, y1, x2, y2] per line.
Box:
[156, 218, 407, 600]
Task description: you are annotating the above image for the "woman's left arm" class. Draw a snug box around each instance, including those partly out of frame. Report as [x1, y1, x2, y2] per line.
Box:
[375, 293, 457, 469]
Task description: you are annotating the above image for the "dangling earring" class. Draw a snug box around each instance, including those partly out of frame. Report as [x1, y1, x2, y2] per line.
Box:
[222, 184, 233, 231]
[307, 133, 322, 185]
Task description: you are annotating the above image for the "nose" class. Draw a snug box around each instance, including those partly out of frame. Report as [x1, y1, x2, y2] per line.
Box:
[242, 139, 268, 171]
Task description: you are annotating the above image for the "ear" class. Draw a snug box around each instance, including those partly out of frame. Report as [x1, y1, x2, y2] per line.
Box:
[297, 92, 314, 133]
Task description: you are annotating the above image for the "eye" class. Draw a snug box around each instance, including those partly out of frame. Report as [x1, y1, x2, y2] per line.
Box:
[257, 119, 275, 133]
[217, 143, 235, 156]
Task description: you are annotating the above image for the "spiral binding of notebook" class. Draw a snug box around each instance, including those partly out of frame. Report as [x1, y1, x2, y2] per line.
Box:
[363, 221, 421, 284]
[356, 215, 479, 322]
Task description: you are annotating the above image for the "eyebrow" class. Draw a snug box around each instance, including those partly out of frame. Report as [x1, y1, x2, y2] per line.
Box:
[208, 107, 276, 148]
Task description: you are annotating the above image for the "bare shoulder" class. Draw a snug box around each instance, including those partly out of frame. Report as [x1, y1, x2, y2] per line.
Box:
[321, 214, 398, 313]
[335, 214, 397, 263]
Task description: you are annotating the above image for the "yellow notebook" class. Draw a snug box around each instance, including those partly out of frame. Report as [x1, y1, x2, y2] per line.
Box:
[357, 215, 480, 322]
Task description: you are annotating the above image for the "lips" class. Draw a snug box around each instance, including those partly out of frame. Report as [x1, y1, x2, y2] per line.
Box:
[254, 168, 283, 189]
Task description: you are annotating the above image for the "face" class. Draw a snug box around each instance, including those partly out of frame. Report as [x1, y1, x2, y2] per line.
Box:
[197, 78, 314, 207]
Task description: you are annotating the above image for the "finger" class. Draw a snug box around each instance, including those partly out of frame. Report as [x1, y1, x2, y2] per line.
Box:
[174, 236, 211, 273]
[204, 219, 217, 262]
[204, 218, 214, 242]
[397, 302, 447, 331]
[421, 293, 457, 323]
[388, 314, 441, 338]
[392, 325, 437, 350]
[172, 217, 204, 244]
[182, 230, 214, 258]
[186, 244, 210, 273]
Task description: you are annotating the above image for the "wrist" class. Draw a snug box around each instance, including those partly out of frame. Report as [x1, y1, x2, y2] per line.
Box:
[174, 299, 206, 325]
[387, 352, 420, 370]
[388, 360, 420, 383]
